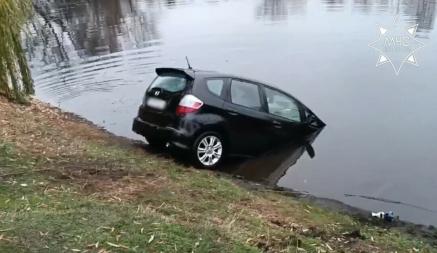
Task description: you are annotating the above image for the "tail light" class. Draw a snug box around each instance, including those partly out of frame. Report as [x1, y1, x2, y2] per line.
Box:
[176, 94, 204, 116]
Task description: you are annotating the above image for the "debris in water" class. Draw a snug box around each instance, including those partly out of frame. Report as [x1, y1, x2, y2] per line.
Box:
[371, 211, 396, 222]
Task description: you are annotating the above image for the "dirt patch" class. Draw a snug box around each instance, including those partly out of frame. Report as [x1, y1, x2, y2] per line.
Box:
[234, 197, 385, 252]
[40, 159, 169, 202]
[82, 174, 169, 202]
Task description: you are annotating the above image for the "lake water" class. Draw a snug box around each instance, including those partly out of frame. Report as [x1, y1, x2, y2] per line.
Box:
[24, 0, 437, 226]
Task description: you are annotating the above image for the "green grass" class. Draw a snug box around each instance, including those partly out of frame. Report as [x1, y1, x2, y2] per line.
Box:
[0, 142, 257, 252]
[1, 137, 436, 252]
[0, 190, 257, 252]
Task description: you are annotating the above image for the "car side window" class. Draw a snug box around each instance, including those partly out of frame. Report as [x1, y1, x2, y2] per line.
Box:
[264, 87, 301, 122]
[206, 79, 224, 97]
[230, 79, 261, 110]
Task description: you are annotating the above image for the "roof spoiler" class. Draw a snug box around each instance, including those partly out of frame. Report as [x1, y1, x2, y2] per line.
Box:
[155, 68, 195, 80]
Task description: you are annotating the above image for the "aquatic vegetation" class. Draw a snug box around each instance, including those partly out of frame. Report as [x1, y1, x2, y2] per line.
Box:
[0, 0, 33, 102]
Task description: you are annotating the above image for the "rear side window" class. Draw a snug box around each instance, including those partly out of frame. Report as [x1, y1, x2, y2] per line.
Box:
[206, 79, 224, 96]
[230, 80, 261, 110]
[149, 75, 186, 92]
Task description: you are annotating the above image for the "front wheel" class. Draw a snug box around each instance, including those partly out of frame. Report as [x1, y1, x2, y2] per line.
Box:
[192, 132, 225, 168]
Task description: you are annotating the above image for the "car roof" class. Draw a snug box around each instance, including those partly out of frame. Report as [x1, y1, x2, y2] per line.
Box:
[155, 67, 307, 108]
[156, 67, 278, 89]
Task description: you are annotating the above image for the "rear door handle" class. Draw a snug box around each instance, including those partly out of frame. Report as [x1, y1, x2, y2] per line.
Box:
[227, 111, 239, 116]
[272, 120, 282, 128]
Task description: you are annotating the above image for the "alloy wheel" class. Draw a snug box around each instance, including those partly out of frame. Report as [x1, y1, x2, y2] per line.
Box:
[196, 135, 223, 166]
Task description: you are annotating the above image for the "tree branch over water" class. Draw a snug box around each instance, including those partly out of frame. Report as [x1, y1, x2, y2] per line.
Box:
[0, 0, 34, 103]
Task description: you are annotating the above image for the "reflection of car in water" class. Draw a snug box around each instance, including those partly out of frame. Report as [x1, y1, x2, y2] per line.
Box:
[223, 129, 323, 185]
[133, 67, 325, 168]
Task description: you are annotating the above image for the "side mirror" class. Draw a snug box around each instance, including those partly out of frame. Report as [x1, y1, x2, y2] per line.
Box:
[306, 113, 326, 129]
[305, 143, 315, 158]
[306, 114, 317, 124]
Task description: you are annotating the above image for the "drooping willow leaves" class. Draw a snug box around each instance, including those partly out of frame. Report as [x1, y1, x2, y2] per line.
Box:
[0, 0, 33, 103]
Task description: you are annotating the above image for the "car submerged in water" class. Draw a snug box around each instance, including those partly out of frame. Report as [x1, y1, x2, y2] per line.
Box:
[133, 67, 325, 168]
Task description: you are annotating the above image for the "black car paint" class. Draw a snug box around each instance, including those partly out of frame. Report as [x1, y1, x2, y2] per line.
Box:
[221, 79, 272, 154]
[133, 68, 325, 158]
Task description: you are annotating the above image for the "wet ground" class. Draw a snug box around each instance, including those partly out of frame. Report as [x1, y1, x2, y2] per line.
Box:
[24, 0, 437, 226]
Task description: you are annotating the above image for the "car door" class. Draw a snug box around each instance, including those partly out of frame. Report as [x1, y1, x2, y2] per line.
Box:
[262, 86, 307, 146]
[223, 78, 272, 155]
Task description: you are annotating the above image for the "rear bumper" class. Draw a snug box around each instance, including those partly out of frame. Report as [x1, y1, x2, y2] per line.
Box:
[132, 117, 191, 149]
[132, 117, 172, 139]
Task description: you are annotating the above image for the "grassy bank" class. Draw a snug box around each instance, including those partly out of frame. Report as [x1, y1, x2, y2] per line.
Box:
[0, 97, 436, 252]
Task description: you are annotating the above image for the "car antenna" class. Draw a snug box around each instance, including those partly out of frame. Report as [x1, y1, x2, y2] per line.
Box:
[185, 56, 193, 70]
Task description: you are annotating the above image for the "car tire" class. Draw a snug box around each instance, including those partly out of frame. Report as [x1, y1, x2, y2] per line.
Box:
[146, 136, 167, 148]
[192, 132, 225, 169]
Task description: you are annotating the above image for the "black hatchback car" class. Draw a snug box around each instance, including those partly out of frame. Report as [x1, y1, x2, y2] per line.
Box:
[133, 68, 325, 168]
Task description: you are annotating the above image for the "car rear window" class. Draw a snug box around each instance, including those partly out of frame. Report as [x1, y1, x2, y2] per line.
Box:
[149, 75, 187, 92]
